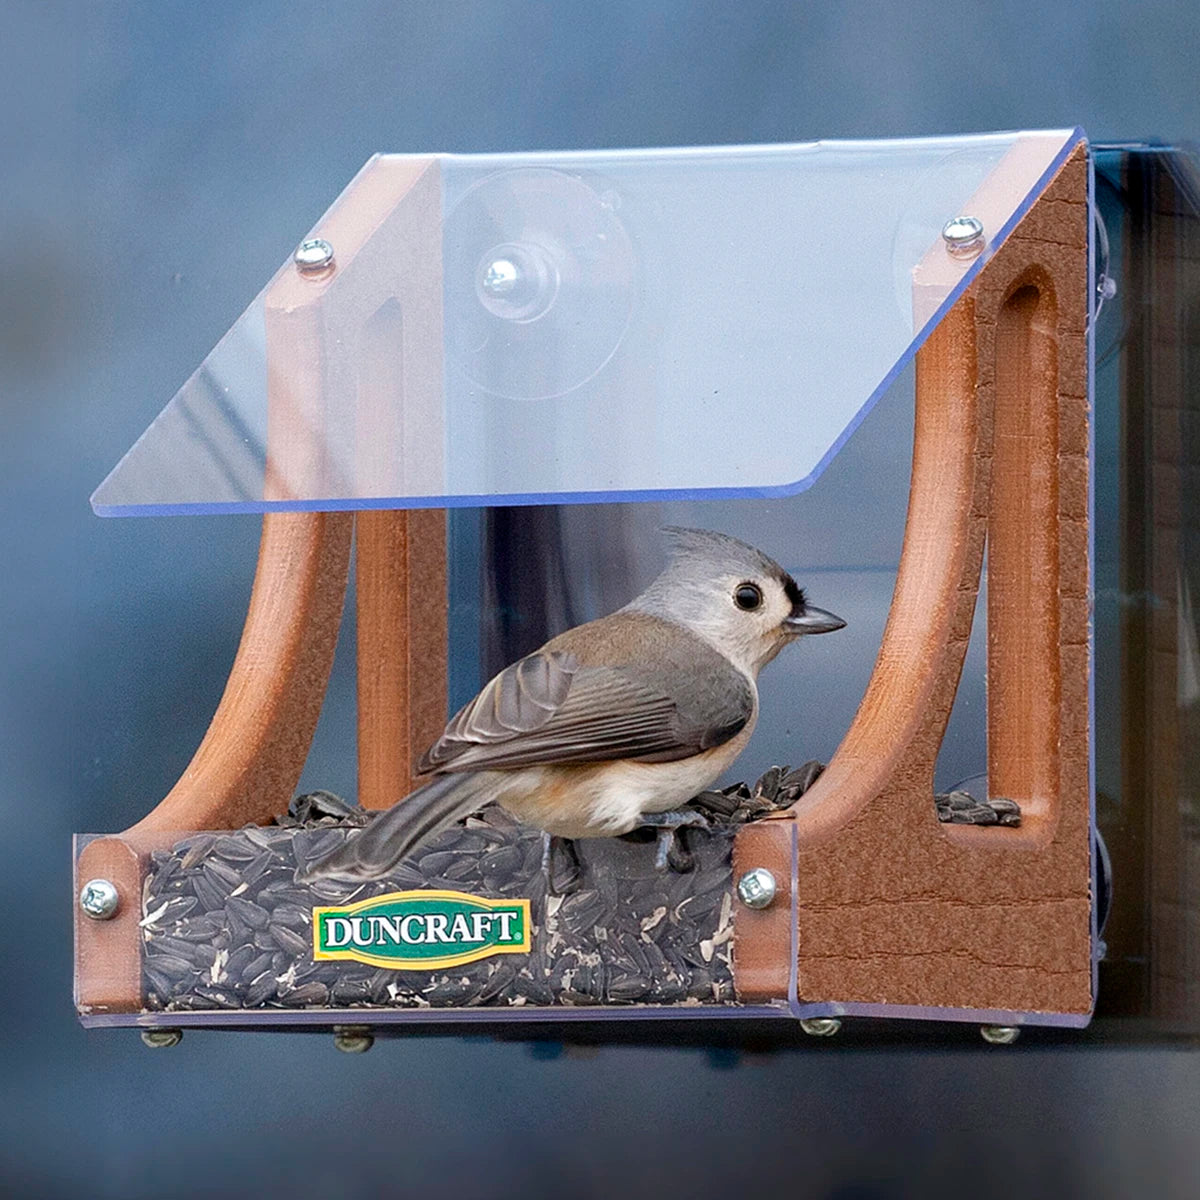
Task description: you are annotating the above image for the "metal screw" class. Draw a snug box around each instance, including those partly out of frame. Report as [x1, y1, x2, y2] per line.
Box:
[294, 237, 335, 272]
[941, 215, 985, 258]
[799, 1017, 842, 1038]
[481, 257, 521, 297]
[141, 1028, 183, 1049]
[980, 1024, 1020, 1045]
[333, 1025, 374, 1053]
[79, 878, 120, 920]
[736, 867, 777, 910]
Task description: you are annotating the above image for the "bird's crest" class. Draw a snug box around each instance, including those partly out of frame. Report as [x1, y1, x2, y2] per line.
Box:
[661, 526, 788, 584]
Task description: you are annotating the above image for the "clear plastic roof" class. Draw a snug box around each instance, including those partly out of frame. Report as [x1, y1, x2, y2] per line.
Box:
[92, 129, 1084, 515]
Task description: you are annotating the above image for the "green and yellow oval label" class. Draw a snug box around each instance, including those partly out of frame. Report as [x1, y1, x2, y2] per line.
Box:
[312, 890, 531, 970]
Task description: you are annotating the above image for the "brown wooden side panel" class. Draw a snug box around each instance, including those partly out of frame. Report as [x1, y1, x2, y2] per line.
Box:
[732, 146, 1091, 1014]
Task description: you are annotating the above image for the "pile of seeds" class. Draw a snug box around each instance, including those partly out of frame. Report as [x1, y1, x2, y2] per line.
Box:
[934, 791, 1022, 826]
[142, 813, 735, 1011]
[697, 763, 1020, 827]
[140, 762, 1017, 1014]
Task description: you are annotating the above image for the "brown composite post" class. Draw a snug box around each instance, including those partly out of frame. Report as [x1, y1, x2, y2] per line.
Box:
[356, 508, 448, 808]
[76, 157, 450, 1012]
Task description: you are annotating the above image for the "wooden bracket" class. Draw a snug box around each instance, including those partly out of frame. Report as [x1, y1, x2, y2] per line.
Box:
[734, 145, 1092, 1016]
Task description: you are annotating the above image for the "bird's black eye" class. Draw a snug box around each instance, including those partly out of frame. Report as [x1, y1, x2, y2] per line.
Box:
[734, 583, 763, 611]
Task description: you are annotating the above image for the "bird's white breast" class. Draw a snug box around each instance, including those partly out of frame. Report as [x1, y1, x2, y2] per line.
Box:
[495, 701, 758, 838]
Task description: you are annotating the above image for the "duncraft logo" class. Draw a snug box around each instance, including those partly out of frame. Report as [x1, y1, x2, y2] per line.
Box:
[312, 890, 531, 970]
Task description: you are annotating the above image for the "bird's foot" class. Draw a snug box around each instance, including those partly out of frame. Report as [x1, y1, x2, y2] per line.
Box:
[541, 832, 583, 895]
[635, 809, 712, 872]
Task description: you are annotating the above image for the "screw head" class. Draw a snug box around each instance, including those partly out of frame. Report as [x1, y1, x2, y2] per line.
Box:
[333, 1025, 374, 1054]
[799, 1017, 842, 1037]
[79, 878, 120, 920]
[481, 257, 521, 297]
[141, 1028, 183, 1049]
[941, 215, 985, 258]
[736, 867, 778, 910]
[294, 237, 335, 272]
[980, 1024, 1020, 1045]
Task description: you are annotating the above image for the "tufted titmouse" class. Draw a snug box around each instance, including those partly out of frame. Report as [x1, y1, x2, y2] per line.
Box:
[309, 527, 844, 881]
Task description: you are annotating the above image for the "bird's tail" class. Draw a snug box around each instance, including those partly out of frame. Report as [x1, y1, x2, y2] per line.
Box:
[302, 773, 498, 882]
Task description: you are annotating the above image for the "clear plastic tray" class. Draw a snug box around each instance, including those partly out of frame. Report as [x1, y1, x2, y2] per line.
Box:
[75, 805, 798, 1027]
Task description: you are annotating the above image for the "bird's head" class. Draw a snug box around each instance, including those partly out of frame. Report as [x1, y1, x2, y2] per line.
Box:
[631, 527, 845, 676]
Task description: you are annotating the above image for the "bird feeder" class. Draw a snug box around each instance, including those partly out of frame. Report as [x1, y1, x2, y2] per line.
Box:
[74, 129, 1197, 1046]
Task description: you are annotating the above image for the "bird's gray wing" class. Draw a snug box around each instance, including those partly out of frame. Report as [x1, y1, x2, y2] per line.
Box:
[419, 644, 752, 774]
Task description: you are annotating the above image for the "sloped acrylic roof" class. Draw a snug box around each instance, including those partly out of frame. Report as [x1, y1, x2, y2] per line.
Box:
[92, 129, 1085, 515]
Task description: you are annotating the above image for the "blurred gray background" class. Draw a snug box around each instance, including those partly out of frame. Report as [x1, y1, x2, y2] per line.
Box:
[4, 2, 1199, 1197]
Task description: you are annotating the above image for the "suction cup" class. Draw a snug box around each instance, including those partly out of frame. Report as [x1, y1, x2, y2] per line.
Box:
[444, 167, 636, 401]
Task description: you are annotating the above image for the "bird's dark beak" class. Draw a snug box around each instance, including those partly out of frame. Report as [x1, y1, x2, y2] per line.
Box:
[784, 605, 846, 635]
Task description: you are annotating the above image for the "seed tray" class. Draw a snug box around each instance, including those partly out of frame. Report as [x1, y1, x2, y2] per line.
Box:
[136, 766, 830, 1016]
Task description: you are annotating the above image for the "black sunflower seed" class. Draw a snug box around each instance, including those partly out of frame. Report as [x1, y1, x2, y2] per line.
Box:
[147, 895, 197, 924]
[256, 880, 298, 905]
[418, 850, 463, 877]
[144, 966, 174, 999]
[178, 836, 217, 871]
[239, 827, 280, 852]
[242, 950, 274, 982]
[226, 896, 270, 930]
[425, 978, 471, 1005]
[305, 878, 354, 902]
[290, 790, 363, 823]
[189, 873, 225, 912]
[202, 858, 241, 889]
[279, 981, 329, 1006]
[223, 944, 258, 979]
[143, 953, 197, 982]
[244, 971, 277, 1006]
[270, 903, 311, 931]
[212, 836, 261, 863]
[237, 851, 276, 888]
[148, 935, 206, 964]
[480, 845, 524, 876]
[607, 974, 651, 1002]
[755, 765, 785, 802]
[331, 978, 372, 1005]
[270, 924, 309, 957]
